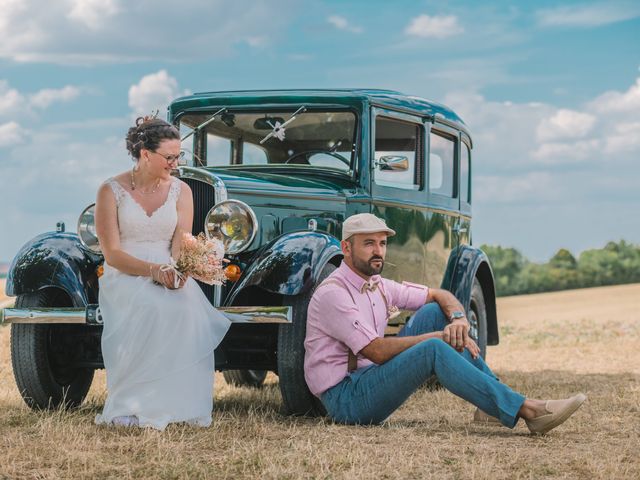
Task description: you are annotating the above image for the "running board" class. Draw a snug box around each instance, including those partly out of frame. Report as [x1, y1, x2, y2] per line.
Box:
[0, 305, 292, 326]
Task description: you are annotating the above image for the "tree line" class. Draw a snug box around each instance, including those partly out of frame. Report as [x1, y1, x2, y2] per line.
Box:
[480, 240, 640, 297]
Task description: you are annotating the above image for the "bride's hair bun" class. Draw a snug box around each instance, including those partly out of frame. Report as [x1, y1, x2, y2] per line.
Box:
[126, 114, 180, 160]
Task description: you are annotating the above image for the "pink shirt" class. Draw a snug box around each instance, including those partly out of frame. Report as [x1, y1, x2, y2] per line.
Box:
[304, 261, 429, 396]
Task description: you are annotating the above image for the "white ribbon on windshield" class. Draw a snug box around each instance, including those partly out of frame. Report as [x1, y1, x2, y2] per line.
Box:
[259, 106, 307, 144]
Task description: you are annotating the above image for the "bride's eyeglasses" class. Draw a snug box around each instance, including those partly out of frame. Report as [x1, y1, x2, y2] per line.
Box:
[152, 150, 186, 165]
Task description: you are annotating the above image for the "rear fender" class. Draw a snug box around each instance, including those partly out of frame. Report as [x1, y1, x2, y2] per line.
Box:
[6, 232, 102, 307]
[226, 231, 342, 304]
[446, 246, 499, 345]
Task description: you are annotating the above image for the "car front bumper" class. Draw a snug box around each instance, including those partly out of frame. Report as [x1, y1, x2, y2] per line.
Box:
[0, 304, 292, 326]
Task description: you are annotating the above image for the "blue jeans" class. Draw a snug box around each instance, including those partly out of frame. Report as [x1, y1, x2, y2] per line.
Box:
[320, 303, 525, 426]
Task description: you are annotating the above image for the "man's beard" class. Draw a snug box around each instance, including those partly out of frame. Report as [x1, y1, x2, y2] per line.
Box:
[353, 255, 385, 276]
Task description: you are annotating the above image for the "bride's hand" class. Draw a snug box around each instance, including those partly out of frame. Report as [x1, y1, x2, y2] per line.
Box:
[165, 267, 189, 289]
[151, 264, 180, 289]
[174, 270, 188, 289]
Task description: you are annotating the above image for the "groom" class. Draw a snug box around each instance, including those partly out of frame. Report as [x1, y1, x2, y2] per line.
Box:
[303, 213, 585, 433]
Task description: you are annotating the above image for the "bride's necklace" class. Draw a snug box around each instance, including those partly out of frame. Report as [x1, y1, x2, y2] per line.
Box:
[130, 168, 161, 195]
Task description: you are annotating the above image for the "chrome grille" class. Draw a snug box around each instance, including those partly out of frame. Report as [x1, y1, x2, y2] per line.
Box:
[180, 177, 217, 304]
[182, 178, 216, 237]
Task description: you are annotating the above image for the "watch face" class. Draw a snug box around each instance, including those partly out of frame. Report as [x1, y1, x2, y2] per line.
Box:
[451, 311, 465, 319]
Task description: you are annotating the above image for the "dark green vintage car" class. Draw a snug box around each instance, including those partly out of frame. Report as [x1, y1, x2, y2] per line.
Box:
[2, 89, 498, 416]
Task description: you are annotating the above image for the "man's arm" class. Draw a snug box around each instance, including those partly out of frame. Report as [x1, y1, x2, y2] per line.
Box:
[360, 331, 443, 364]
[426, 288, 470, 351]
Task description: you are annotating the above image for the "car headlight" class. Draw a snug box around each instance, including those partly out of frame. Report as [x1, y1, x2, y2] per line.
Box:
[205, 200, 257, 254]
[77, 203, 101, 254]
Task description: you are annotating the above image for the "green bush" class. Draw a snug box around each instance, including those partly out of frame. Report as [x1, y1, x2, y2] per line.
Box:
[480, 240, 640, 297]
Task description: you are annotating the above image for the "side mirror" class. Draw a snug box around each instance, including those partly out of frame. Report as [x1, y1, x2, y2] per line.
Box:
[376, 155, 409, 171]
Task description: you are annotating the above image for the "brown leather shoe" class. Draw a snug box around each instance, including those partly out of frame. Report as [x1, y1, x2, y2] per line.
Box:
[473, 408, 502, 425]
[525, 393, 587, 434]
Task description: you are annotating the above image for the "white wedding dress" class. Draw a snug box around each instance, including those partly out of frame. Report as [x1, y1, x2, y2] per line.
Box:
[95, 177, 230, 430]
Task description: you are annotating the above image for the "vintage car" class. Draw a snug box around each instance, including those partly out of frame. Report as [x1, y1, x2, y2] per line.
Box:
[1, 89, 498, 416]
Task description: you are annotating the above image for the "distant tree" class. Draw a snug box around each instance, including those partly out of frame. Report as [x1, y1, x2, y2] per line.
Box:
[550, 248, 577, 270]
[480, 245, 527, 296]
[482, 240, 640, 296]
[578, 240, 640, 287]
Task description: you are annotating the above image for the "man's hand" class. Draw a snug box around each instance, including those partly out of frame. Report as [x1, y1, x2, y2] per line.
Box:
[442, 318, 469, 351]
[425, 288, 471, 351]
[464, 336, 480, 359]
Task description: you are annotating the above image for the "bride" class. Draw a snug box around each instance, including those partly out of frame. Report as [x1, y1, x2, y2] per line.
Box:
[94, 116, 230, 429]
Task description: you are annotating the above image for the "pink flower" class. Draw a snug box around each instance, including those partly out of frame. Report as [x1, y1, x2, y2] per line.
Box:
[175, 233, 227, 285]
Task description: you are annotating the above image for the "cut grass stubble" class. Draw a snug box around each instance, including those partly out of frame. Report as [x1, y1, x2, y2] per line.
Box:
[1, 283, 639, 479]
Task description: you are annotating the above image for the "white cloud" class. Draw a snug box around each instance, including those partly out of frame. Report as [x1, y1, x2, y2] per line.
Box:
[67, 0, 120, 30]
[445, 75, 640, 172]
[128, 70, 189, 116]
[536, 2, 640, 28]
[0, 118, 130, 258]
[604, 122, 640, 154]
[0, 80, 24, 116]
[0, 121, 24, 146]
[0, 0, 294, 65]
[475, 172, 558, 204]
[405, 14, 463, 39]
[244, 36, 269, 48]
[443, 90, 553, 170]
[589, 77, 640, 113]
[536, 109, 596, 142]
[29, 85, 82, 109]
[0, 80, 86, 119]
[531, 139, 600, 162]
[327, 15, 363, 34]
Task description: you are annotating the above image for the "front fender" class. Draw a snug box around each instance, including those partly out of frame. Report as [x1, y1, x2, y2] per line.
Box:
[6, 232, 103, 307]
[226, 231, 342, 304]
[446, 245, 498, 345]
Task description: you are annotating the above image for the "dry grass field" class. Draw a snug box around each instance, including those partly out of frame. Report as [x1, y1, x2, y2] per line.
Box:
[0, 278, 10, 308]
[1, 282, 639, 479]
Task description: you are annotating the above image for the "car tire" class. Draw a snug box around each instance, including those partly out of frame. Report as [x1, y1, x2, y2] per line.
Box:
[468, 278, 488, 359]
[276, 263, 336, 416]
[223, 369, 268, 388]
[10, 290, 95, 410]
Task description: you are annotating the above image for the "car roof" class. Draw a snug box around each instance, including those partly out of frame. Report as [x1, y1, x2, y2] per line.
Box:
[170, 88, 468, 133]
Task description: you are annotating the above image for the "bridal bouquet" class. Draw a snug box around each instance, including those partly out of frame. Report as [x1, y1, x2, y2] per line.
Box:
[172, 232, 227, 286]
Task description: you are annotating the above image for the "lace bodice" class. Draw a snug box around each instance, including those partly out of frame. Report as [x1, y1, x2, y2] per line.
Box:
[105, 177, 181, 248]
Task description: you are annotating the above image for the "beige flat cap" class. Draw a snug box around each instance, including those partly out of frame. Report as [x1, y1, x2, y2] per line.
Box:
[341, 213, 396, 241]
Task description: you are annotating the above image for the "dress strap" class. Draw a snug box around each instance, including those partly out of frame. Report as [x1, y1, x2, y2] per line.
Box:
[167, 177, 182, 203]
[105, 178, 127, 206]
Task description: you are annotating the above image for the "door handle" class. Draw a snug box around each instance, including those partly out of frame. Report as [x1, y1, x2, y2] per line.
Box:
[453, 225, 468, 234]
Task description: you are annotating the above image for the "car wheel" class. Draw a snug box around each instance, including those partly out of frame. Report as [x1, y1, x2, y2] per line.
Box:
[223, 369, 268, 388]
[10, 290, 95, 410]
[468, 278, 488, 359]
[276, 263, 336, 416]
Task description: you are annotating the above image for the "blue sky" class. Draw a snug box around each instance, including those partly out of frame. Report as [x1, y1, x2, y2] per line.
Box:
[0, 0, 639, 262]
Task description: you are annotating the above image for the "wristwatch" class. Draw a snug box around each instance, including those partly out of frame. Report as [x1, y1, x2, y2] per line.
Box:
[449, 311, 466, 322]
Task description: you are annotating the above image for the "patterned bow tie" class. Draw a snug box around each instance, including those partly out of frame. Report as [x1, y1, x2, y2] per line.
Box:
[361, 279, 380, 293]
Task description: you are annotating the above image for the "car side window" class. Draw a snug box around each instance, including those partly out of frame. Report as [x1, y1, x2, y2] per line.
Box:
[461, 141, 471, 204]
[374, 116, 421, 190]
[429, 131, 456, 197]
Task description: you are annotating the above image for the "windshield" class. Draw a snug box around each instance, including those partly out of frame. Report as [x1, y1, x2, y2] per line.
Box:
[178, 110, 356, 173]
